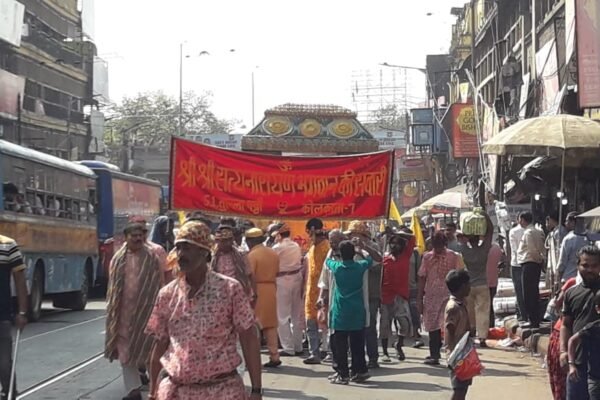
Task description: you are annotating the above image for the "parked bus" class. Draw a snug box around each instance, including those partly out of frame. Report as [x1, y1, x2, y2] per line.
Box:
[0, 140, 98, 321]
[78, 161, 162, 289]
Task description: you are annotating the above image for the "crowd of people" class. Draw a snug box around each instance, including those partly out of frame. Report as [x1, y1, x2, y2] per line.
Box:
[2, 207, 600, 400]
[99, 212, 500, 400]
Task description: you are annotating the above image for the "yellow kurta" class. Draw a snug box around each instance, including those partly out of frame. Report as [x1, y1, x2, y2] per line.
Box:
[304, 240, 330, 320]
[247, 244, 280, 329]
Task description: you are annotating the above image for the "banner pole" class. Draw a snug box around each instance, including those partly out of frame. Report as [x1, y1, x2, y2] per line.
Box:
[169, 135, 176, 211]
[386, 150, 396, 221]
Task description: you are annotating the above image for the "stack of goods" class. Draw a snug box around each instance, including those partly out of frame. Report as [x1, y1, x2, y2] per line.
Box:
[460, 208, 487, 236]
[493, 278, 518, 316]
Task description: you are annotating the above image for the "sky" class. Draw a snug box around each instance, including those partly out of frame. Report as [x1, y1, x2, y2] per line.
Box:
[93, 0, 467, 129]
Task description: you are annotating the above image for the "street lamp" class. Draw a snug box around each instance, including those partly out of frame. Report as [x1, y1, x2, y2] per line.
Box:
[178, 43, 235, 135]
[379, 62, 427, 74]
[251, 65, 260, 127]
[380, 62, 430, 108]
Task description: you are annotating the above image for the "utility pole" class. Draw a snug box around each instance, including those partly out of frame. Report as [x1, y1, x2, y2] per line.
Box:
[179, 42, 183, 136]
[16, 94, 22, 145]
[251, 70, 255, 127]
[66, 95, 72, 160]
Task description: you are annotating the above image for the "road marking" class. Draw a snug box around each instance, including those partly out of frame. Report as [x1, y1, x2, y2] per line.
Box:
[17, 353, 104, 399]
[21, 315, 106, 343]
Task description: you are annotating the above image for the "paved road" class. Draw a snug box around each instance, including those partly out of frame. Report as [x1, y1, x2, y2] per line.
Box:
[15, 304, 552, 400]
[13, 300, 106, 395]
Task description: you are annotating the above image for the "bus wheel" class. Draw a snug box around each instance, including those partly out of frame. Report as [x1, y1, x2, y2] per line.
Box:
[29, 264, 44, 322]
[68, 262, 92, 311]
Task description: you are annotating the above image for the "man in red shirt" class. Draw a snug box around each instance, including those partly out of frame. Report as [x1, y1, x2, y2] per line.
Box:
[380, 230, 416, 362]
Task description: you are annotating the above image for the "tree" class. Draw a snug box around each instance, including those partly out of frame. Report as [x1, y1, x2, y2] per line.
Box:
[104, 90, 234, 146]
[368, 104, 408, 131]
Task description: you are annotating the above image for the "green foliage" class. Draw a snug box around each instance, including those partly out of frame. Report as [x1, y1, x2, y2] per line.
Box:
[104, 90, 233, 146]
[369, 104, 409, 131]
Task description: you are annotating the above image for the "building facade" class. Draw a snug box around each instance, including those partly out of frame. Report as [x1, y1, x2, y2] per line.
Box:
[0, 0, 104, 160]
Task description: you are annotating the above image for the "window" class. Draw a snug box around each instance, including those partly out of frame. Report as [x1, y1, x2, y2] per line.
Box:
[1, 153, 96, 221]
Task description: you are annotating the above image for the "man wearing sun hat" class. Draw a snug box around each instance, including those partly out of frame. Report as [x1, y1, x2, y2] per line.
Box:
[346, 220, 383, 369]
[246, 227, 281, 368]
[146, 221, 263, 400]
[272, 222, 305, 357]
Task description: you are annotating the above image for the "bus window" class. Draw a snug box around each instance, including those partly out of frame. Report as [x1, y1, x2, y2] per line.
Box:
[2, 182, 19, 211]
[25, 189, 46, 215]
[46, 195, 60, 217]
[36, 194, 46, 216]
[64, 198, 73, 219]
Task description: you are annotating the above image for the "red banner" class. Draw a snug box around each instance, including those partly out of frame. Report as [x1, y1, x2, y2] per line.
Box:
[170, 137, 393, 219]
[576, 0, 600, 108]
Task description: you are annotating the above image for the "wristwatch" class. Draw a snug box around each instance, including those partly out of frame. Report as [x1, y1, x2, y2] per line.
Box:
[251, 387, 263, 395]
[18, 311, 27, 316]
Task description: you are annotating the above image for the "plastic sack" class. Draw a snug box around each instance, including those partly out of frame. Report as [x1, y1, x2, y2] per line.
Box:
[448, 332, 484, 381]
[454, 347, 484, 381]
[461, 208, 487, 236]
[488, 327, 507, 340]
[544, 297, 558, 322]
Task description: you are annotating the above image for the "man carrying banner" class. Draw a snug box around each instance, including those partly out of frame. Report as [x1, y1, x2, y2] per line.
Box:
[346, 221, 383, 369]
[304, 218, 330, 365]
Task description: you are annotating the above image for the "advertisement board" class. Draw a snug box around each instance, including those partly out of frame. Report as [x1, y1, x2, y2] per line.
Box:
[112, 178, 161, 217]
[576, 0, 600, 107]
[0, 69, 25, 120]
[446, 104, 480, 158]
[0, 0, 24, 47]
[187, 134, 243, 150]
[396, 151, 431, 182]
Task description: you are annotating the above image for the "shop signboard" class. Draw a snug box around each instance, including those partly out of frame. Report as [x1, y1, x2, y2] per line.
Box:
[400, 183, 420, 208]
[370, 129, 407, 150]
[396, 151, 431, 182]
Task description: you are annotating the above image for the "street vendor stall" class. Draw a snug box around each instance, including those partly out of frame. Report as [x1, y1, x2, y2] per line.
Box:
[482, 114, 600, 225]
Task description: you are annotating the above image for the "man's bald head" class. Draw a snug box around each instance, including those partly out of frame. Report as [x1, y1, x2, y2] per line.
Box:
[329, 229, 347, 250]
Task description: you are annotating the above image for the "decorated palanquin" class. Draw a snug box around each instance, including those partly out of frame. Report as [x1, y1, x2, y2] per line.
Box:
[241, 103, 379, 154]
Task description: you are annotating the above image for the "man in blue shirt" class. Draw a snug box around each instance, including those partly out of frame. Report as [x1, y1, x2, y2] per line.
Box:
[558, 213, 589, 282]
[326, 239, 373, 385]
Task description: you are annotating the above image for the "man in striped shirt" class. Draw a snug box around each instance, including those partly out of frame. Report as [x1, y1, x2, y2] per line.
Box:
[0, 235, 28, 400]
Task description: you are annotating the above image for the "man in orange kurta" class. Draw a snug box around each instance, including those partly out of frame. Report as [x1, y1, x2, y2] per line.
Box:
[246, 228, 281, 368]
[304, 218, 330, 364]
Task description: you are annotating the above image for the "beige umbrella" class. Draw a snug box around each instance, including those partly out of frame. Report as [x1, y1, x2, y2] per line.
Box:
[401, 207, 425, 221]
[580, 206, 600, 219]
[482, 114, 600, 225]
[417, 190, 470, 212]
[482, 114, 600, 157]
